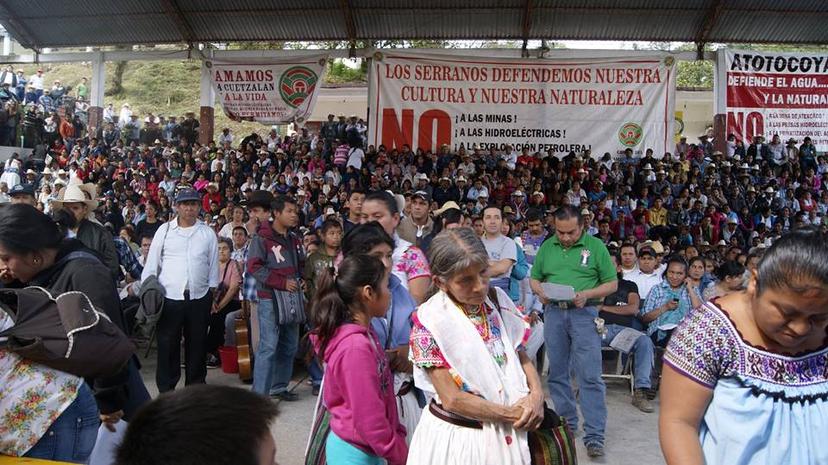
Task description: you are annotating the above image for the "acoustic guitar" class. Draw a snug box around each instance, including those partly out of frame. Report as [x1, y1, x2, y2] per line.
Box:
[235, 315, 253, 382]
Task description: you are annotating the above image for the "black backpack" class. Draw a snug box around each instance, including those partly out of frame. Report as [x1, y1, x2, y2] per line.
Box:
[0, 286, 134, 378]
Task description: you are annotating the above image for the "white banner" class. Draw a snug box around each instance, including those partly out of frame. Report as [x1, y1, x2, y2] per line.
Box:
[717, 48, 828, 150]
[208, 55, 327, 124]
[368, 51, 676, 158]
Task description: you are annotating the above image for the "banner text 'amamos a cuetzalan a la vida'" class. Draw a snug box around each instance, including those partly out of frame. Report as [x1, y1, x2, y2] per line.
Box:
[208, 55, 327, 125]
[368, 52, 676, 159]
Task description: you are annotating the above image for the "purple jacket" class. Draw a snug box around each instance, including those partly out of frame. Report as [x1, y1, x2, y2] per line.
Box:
[311, 324, 408, 465]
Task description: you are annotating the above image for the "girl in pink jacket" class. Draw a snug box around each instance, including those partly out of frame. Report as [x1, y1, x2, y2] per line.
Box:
[310, 254, 408, 465]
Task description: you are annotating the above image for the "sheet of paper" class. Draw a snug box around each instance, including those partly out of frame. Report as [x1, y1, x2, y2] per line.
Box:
[609, 327, 646, 353]
[657, 323, 678, 332]
[541, 283, 576, 301]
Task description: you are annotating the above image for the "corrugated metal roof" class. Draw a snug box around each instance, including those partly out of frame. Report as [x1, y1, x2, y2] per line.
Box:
[0, 0, 826, 49]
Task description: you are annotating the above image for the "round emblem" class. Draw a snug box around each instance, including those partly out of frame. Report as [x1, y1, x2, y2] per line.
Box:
[664, 56, 675, 67]
[618, 122, 643, 147]
[279, 66, 319, 108]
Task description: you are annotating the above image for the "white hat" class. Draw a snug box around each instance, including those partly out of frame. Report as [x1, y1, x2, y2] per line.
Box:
[43, 167, 53, 175]
[765, 187, 774, 193]
[51, 183, 98, 212]
[740, 163, 750, 170]
[296, 189, 306, 197]
[57, 169, 67, 176]
[25, 169, 36, 175]
[324, 207, 336, 216]
[415, 173, 428, 182]
[642, 164, 653, 170]
[717, 240, 727, 246]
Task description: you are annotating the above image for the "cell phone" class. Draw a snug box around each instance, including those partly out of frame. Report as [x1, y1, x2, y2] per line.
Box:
[672, 298, 679, 303]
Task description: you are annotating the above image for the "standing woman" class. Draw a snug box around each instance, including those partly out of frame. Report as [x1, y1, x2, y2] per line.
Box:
[408, 228, 544, 465]
[640, 256, 703, 347]
[361, 190, 431, 304]
[660, 228, 828, 464]
[310, 254, 408, 465]
[0, 204, 149, 449]
[134, 200, 162, 241]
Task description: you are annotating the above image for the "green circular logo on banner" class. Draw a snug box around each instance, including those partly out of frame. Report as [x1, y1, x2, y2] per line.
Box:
[279, 66, 318, 108]
[618, 122, 643, 147]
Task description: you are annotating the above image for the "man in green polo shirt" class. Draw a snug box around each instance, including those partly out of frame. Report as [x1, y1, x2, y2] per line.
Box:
[530, 205, 617, 458]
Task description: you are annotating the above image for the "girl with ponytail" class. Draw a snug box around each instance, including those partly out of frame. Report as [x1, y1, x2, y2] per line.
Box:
[309, 254, 409, 465]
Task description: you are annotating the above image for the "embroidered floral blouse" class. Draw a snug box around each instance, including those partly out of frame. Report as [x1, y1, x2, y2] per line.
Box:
[410, 301, 530, 394]
[392, 235, 431, 289]
[0, 312, 83, 456]
[664, 301, 828, 464]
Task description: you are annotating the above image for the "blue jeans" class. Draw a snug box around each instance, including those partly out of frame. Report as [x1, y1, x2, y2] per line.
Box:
[309, 357, 323, 387]
[252, 299, 299, 395]
[544, 305, 606, 447]
[602, 324, 654, 390]
[25, 383, 99, 463]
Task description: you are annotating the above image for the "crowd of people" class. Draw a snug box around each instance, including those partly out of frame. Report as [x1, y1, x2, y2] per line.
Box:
[0, 97, 826, 465]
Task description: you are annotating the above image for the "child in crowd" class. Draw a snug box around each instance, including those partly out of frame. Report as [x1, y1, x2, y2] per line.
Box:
[309, 254, 408, 465]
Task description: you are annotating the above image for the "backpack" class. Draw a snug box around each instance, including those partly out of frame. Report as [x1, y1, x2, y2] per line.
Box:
[0, 286, 134, 378]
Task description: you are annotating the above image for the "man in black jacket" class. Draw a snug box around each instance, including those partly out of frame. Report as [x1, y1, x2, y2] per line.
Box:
[51, 182, 120, 280]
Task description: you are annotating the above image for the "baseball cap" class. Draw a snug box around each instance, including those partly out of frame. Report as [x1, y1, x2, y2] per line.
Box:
[638, 246, 656, 257]
[175, 188, 201, 204]
[412, 190, 430, 202]
[9, 183, 35, 197]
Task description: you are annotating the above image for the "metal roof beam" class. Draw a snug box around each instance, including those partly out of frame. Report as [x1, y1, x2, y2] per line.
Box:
[160, 0, 196, 44]
[0, 0, 40, 52]
[338, 0, 358, 55]
[521, 0, 533, 58]
[695, 0, 725, 59]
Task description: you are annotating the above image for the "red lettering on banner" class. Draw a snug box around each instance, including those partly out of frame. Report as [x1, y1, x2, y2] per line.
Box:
[381, 108, 414, 149]
[727, 111, 765, 142]
[380, 108, 452, 151]
[417, 109, 452, 152]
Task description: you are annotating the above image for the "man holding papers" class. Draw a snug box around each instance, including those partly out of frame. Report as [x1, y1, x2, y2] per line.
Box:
[529, 205, 618, 459]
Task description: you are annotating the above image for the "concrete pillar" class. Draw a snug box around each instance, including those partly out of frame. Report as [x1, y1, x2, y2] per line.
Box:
[87, 54, 106, 138]
[3, 34, 11, 56]
[199, 59, 215, 145]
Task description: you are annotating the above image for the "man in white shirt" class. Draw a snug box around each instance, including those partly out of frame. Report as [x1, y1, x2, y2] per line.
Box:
[142, 188, 219, 393]
[346, 142, 364, 170]
[625, 246, 662, 302]
[619, 243, 638, 278]
[29, 68, 44, 98]
[218, 128, 234, 147]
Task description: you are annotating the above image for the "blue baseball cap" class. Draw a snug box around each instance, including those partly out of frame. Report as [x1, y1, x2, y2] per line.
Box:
[9, 183, 35, 197]
[174, 188, 201, 204]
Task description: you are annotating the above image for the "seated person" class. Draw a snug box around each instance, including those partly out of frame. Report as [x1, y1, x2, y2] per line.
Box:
[598, 254, 656, 413]
[640, 256, 703, 348]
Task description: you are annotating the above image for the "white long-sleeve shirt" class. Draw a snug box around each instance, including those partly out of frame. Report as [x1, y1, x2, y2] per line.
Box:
[142, 219, 219, 300]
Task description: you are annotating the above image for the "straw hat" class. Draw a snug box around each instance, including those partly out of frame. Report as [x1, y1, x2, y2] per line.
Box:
[51, 183, 98, 212]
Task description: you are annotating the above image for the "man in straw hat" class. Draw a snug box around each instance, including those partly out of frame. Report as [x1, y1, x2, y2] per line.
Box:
[51, 182, 120, 280]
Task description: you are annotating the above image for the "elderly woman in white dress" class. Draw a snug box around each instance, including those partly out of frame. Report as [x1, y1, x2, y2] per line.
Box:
[407, 228, 545, 465]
